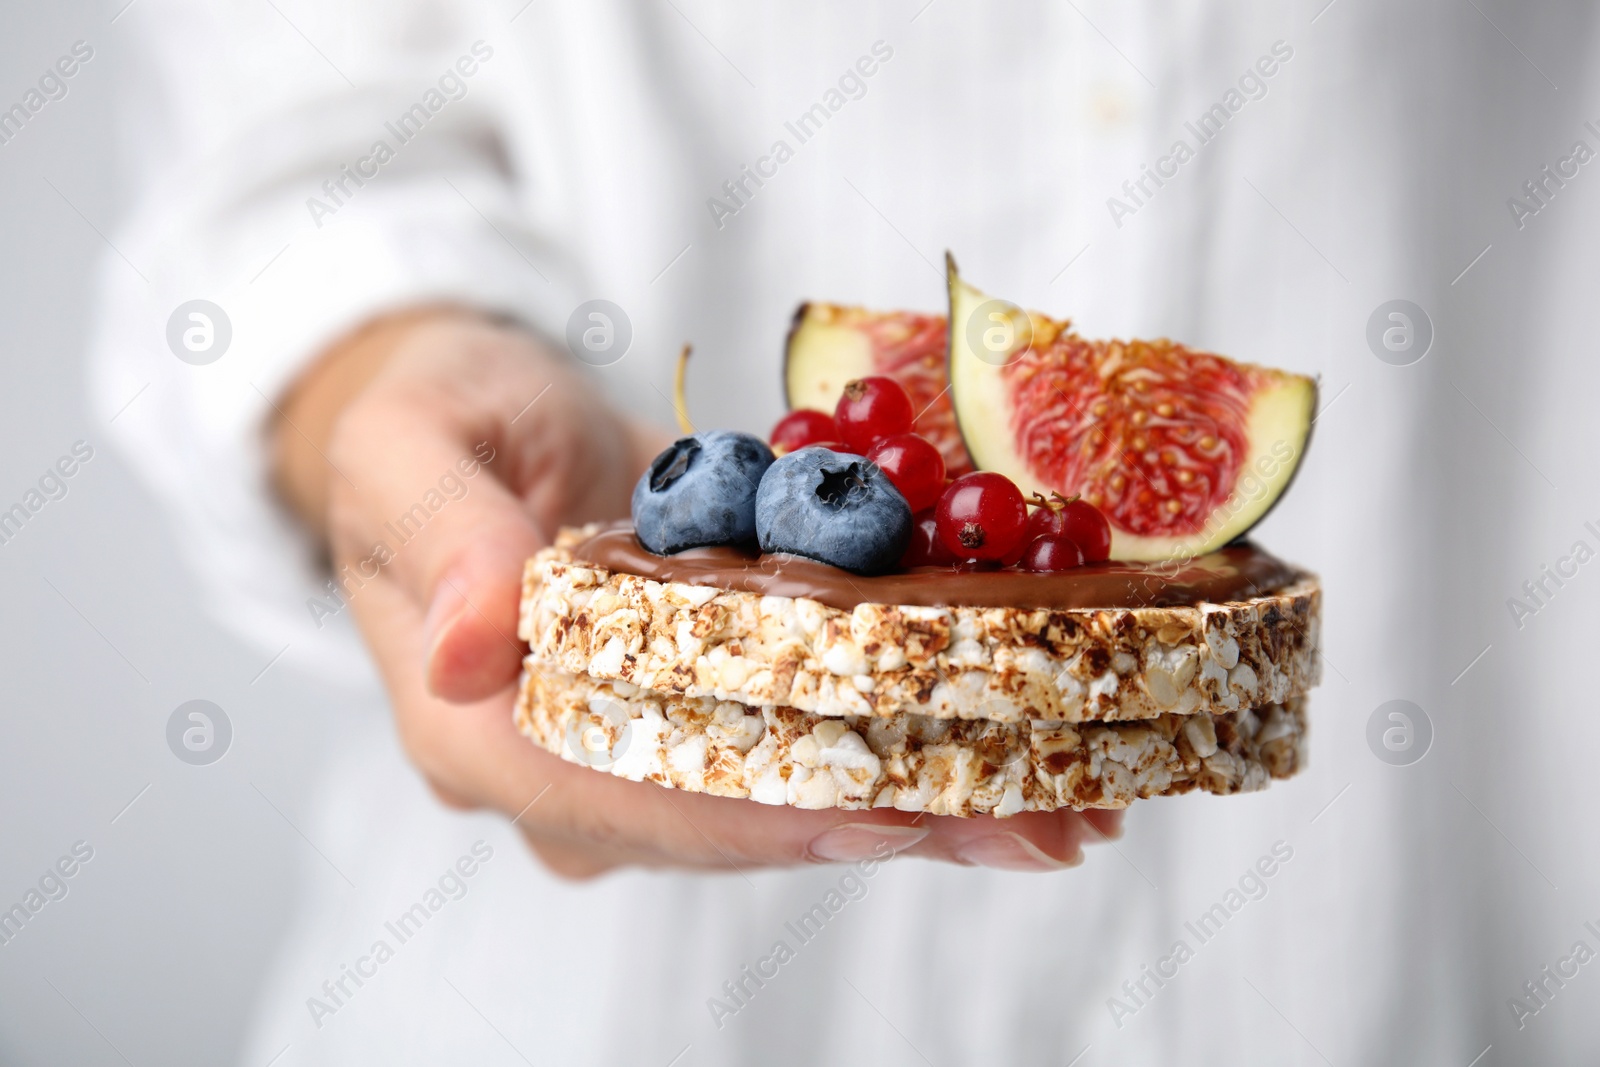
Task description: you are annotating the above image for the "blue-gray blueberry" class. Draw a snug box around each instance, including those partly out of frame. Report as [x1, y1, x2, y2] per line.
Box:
[755, 448, 911, 575]
[631, 432, 774, 554]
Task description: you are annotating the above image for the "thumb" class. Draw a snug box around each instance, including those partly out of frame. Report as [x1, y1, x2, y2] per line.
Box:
[338, 428, 543, 703]
[419, 487, 543, 703]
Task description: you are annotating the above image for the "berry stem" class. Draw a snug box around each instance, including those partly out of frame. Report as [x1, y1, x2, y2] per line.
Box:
[1027, 491, 1079, 513]
[672, 343, 694, 435]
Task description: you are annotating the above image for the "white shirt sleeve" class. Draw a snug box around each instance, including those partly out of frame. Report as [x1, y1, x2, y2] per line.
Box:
[87, 0, 573, 681]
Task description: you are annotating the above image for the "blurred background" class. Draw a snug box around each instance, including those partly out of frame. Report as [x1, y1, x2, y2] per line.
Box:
[0, 5, 366, 1063]
[4, 0, 1600, 1064]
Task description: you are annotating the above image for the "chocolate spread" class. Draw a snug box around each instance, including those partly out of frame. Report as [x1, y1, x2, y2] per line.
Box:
[570, 524, 1300, 612]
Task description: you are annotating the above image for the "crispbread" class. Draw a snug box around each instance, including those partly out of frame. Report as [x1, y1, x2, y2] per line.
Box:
[518, 534, 1321, 724]
[515, 667, 1307, 815]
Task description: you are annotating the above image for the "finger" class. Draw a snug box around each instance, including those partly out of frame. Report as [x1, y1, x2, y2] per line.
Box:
[518, 827, 621, 881]
[519, 767, 938, 872]
[425, 779, 479, 812]
[420, 516, 541, 704]
[329, 396, 544, 702]
[1082, 809, 1126, 842]
[904, 810, 1093, 871]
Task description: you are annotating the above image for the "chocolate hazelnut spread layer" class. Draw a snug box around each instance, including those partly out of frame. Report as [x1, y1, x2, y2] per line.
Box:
[570, 523, 1301, 612]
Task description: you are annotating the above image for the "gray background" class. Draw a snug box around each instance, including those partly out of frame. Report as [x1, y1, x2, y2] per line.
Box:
[0, 3, 351, 1063]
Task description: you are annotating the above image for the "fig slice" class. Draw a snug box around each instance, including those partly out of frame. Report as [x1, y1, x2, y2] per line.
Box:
[945, 254, 1316, 562]
[783, 302, 973, 476]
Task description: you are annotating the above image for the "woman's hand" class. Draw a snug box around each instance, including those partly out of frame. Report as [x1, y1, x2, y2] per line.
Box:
[272, 308, 1122, 878]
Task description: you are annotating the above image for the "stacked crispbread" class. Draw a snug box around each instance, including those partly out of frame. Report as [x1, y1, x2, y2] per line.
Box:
[515, 527, 1320, 816]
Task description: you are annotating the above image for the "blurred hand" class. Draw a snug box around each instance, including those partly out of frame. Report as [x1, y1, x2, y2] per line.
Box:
[273, 308, 1122, 878]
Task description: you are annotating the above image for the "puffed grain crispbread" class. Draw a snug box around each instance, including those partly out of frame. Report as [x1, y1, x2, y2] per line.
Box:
[513, 526, 1319, 816]
[518, 533, 1321, 725]
[516, 668, 1306, 815]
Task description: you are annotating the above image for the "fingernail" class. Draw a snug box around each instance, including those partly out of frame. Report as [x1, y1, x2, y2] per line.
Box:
[807, 823, 930, 863]
[955, 832, 1081, 872]
[422, 584, 466, 664]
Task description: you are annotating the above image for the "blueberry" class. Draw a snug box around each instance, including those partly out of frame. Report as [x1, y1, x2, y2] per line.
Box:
[755, 448, 912, 575]
[631, 431, 775, 554]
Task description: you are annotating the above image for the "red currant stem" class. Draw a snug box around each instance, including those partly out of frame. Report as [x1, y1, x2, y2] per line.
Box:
[1027, 491, 1079, 513]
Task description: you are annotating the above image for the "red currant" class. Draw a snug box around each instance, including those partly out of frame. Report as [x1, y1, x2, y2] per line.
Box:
[900, 509, 958, 567]
[1022, 495, 1066, 541]
[1018, 493, 1113, 563]
[866, 433, 945, 513]
[935, 472, 1028, 561]
[1019, 535, 1085, 572]
[1003, 503, 1054, 566]
[834, 376, 913, 452]
[770, 409, 838, 455]
[1058, 498, 1111, 562]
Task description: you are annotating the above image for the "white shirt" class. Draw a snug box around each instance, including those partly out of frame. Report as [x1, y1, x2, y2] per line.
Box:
[90, 1, 1600, 1062]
